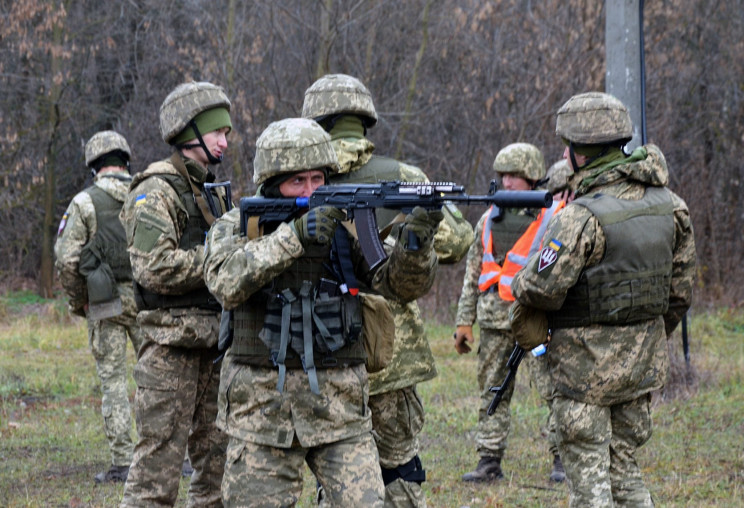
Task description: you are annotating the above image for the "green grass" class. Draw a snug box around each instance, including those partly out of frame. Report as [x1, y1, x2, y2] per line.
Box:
[1, 293, 743, 507]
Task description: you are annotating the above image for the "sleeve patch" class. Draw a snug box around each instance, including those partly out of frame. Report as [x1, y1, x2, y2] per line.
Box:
[537, 239, 562, 273]
[57, 213, 68, 236]
[135, 194, 147, 206]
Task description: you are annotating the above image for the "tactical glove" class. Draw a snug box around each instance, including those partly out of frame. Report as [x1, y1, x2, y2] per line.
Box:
[400, 206, 444, 251]
[509, 301, 549, 350]
[292, 206, 346, 247]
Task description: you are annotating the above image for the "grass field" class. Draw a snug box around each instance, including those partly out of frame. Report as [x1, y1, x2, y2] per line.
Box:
[1, 290, 742, 507]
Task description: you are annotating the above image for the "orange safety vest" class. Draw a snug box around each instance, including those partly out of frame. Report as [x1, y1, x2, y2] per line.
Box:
[478, 200, 565, 300]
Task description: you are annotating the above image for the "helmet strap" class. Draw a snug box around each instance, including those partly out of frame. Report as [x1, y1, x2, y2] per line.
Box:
[179, 119, 223, 165]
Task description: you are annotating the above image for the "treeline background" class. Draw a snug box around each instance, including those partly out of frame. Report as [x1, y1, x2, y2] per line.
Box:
[1, 0, 742, 319]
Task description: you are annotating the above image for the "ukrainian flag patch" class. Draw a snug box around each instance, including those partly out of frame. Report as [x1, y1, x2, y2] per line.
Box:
[134, 194, 147, 206]
[57, 213, 68, 236]
[538, 238, 562, 273]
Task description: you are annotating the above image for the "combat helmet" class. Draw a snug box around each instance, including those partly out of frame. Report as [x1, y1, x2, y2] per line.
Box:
[492, 142, 545, 183]
[544, 159, 572, 195]
[301, 74, 378, 128]
[85, 130, 131, 168]
[555, 92, 632, 145]
[160, 81, 231, 144]
[253, 118, 340, 185]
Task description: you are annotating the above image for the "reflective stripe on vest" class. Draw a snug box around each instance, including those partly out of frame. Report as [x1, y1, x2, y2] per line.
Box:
[477, 205, 504, 292]
[478, 201, 565, 299]
[498, 200, 565, 300]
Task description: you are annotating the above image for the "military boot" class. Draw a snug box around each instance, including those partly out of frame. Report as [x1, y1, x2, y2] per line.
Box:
[94, 465, 129, 484]
[549, 454, 566, 483]
[461, 456, 503, 483]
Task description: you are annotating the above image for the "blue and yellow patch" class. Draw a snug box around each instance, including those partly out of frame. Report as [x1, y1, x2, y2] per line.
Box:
[134, 194, 147, 207]
[57, 213, 68, 236]
[538, 238, 562, 273]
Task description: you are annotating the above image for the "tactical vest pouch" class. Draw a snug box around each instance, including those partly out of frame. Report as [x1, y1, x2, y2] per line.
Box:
[82, 262, 124, 320]
[360, 293, 395, 373]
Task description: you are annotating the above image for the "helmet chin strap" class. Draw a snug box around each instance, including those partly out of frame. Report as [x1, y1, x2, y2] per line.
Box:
[180, 119, 223, 165]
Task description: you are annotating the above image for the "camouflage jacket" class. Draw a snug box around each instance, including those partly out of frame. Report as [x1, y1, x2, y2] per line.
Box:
[512, 145, 696, 405]
[203, 202, 438, 447]
[119, 154, 219, 349]
[329, 136, 474, 395]
[54, 170, 135, 317]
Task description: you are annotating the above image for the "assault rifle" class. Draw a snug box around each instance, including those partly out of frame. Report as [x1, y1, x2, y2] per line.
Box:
[487, 343, 546, 415]
[239, 180, 552, 269]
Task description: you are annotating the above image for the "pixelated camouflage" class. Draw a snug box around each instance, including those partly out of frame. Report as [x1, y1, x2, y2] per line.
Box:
[492, 142, 546, 182]
[302, 73, 378, 126]
[455, 213, 557, 459]
[253, 117, 341, 185]
[85, 130, 131, 167]
[556, 91, 632, 145]
[53, 170, 143, 468]
[545, 159, 572, 195]
[159, 81, 231, 144]
[222, 431, 384, 507]
[511, 144, 696, 407]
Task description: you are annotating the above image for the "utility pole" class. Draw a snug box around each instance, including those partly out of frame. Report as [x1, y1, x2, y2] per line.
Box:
[605, 0, 643, 151]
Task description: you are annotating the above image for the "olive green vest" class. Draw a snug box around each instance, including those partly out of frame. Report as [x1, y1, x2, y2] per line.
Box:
[230, 231, 366, 392]
[79, 181, 132, 282]
[549, 187, 675, 328]
[133, 172, 221, 311]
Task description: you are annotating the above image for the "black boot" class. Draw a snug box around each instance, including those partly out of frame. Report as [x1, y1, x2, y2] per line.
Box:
[462, 456, 503, 483]
[94, 465, 129, 484]
[549, 454, 566, 483]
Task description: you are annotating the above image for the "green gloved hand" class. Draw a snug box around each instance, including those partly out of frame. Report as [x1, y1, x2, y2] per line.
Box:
[400, 206, 444, 251]
[292, 206, 346, 247]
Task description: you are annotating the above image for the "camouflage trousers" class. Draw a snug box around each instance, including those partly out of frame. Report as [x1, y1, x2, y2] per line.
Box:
[369, 386, 426, 508]
[121, 340, 226, 508]
[553, 393, 654, 508]
[222, 432, 385, 508]
[88, 309, 143, 467]
[475, 328, 557, 459]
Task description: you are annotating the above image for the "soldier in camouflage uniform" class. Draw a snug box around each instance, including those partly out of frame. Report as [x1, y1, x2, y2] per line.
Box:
[454, 143, 564, 483]
[302, 74, 474, 507]
[54, 131, 144, 484]
[119, 81, 233, 507]
[203, 117, 441, 507]
[511, 92, 697, 507]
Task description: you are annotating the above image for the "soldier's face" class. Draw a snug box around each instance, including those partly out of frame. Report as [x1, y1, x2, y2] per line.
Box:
[279, 169, 326, 198]
[500, 173, 532, 191]
[183, 127, 230, 166]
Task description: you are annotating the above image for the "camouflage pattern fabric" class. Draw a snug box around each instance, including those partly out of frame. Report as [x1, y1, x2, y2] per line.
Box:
[222, 432, 384, 507]
[119, 155, 225, 507]
[301, 73, 378, 126]
[54, 170, 143, 467]
[85, 131, 130, 167]
[455, 211, 557, 460]
[253, 118, 340, 185]
[324, 135, 472, 508]
[492, 142, 545, 181]
[203, 186, 436, 505]
[512, 144, 696, 507]
[121, 340, 225, 508]
[555, 91, 633, 145]
[159, 81, 231, 144]
[368, 387, 425, 508]
[553, 394, 653, 507]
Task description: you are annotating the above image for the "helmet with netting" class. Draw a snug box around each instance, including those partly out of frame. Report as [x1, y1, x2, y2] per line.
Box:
[253, 118, 340, 185]
[301, 74, 377, 127]
[159, 81, 231, 144]
[492, 142, 545, 182]
[555, 92, 632, 145]
[545, 159, 572, 195]
[84, 131, 131, 167]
